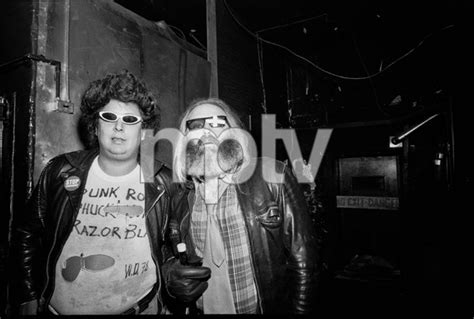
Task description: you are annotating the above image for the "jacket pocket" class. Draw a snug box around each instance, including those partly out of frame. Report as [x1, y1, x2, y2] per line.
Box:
[255, 201, 282, 229]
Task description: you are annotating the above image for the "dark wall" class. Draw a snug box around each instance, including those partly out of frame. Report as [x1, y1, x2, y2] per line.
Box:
[215, 0, 261, 130]
[0, 2, 37, 314]
[449, 6, 471, 311]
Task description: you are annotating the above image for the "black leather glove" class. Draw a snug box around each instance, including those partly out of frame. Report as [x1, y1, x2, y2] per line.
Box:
[163, 257, 211, 304]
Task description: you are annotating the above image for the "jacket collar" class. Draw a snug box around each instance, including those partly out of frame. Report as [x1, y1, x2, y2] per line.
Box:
[64, 148, 100, 170]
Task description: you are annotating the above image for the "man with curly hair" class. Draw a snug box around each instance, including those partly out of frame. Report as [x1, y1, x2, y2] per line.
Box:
[9, 70, 210, 315]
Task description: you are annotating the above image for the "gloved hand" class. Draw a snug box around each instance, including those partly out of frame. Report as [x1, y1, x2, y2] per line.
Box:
[162, 258, 211, 304]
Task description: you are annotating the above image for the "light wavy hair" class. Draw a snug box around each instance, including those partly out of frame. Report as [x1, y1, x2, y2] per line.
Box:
[173, 97, 252, 182]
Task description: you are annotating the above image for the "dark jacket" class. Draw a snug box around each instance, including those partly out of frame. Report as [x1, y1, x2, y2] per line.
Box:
[10, 148, 176, 314]
[173, 157, 320, 314]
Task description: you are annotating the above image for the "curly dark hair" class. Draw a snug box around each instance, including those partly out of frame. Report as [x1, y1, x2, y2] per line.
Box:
[79, 69, 159, 148]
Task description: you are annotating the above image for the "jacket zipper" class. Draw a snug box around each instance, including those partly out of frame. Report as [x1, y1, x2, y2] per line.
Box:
[242, 214, 264, 313]
[179, 210, 191, 238]
[146, 188, 166, 239]
[39, 193, 72, 309]
[148, 235, 163, 312]
[38, 155, 95, 309]
[179, 190, 195, 236]
[145, 187, 165, 311]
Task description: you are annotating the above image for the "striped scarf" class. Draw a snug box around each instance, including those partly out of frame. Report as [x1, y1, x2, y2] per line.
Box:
[191, 182, 258, 314]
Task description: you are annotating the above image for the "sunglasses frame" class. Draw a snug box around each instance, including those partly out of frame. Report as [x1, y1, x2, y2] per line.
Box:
[98, 111, 142, 125]
[186, 115, 229, 131]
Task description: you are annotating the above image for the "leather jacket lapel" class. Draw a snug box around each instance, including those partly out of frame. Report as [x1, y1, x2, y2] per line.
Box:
[144, 182, 164, 215]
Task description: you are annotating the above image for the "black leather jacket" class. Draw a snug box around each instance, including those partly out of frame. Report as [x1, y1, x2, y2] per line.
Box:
[172, 157, 320, 314]
[9, 148, 176, 313]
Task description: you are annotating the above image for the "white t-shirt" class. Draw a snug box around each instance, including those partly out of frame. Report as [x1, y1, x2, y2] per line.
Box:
[49, 157, 157, 314]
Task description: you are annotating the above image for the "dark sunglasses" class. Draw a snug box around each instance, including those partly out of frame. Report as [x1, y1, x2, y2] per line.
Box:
[186, 115, 229, 130]
[99, 111, 142, 125]
[62, 253, 115, 282]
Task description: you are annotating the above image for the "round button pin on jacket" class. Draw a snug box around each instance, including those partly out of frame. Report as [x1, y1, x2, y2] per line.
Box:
[64, 176, 81, 191]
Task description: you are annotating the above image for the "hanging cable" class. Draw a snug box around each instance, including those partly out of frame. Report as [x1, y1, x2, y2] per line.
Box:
[223, 0, 455, 81]
[256, 13, 328, 33]
[350, 31, 390, 116]
[256, 35, 267, 113]
[189, 31, 207, 50]
[168, 24, 187, 40]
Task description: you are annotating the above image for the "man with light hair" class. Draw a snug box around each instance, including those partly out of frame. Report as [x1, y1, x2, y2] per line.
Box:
[163, 97, 320, 314]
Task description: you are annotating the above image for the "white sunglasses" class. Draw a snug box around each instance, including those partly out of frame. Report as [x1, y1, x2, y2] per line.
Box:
[98, 111, 142, 125]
